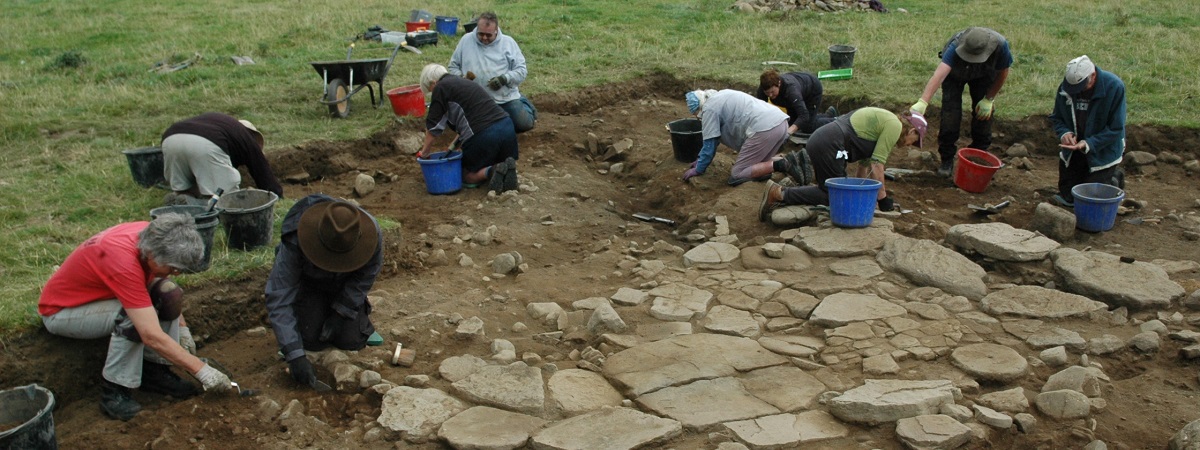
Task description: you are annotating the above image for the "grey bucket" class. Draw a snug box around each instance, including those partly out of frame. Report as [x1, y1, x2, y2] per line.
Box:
[828, 44, 856, 69]
[122, 146, 165, 189]
[0, 384, 57, 450]
[150, 205, 220, 272]
[215, 188, 278, 251]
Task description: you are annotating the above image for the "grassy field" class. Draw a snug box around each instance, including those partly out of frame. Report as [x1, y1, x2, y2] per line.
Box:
[0, 0, 1196, 333]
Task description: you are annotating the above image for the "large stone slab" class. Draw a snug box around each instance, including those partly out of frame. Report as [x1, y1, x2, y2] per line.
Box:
[739, 365, 826, 412]
[704, 305, 763, 338]
[946, 222, 1061, 262]
[437, 406, 547, 450]
[808, 293, 907, 327]
[757, 335, 824, 358]
[740, 244, 813, 271]
[548, 369, 625, 416]
[877, 236, 988, 300]
[684, 242, 741, 268]
[648, 283, 714, 321]
[950, 343, 1029, 383]
[828, 379, 961, 424]
[637, 377, 781, 430]
[895, 414, 972, 450]
[529, 407, 682, 450]
[794, 222, 898, 257]
[1051, 248, 1186, 309]
[723, 411, 849, 449]
[378, 386, 468, 442]
[451, 362, 546, 415]
[772, 271, 872, 297]
[603, 333, 789, 397]
[981, 286, 1109, 318]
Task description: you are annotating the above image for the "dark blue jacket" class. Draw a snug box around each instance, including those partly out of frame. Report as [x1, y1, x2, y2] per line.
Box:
[1050, 68, 1126, 171]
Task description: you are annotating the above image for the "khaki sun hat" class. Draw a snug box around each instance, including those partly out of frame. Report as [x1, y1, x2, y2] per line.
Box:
[238, 119, 264, 148]
[297, 201, 379, 273]
[955, 27, 999, 64]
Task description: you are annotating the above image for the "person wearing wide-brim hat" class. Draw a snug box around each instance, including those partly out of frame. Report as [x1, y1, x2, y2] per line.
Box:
[910, 27, 1013, 177]
[264, 194, 383, 390]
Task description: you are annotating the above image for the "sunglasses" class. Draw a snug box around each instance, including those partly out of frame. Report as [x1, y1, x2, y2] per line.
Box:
[477, 32, 495, 39]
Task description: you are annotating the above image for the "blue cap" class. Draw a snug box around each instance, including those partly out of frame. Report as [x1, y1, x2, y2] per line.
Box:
[685, 92, 700, 115]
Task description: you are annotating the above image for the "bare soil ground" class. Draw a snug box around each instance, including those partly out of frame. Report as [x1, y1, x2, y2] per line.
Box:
[2, 73, 1199, 449]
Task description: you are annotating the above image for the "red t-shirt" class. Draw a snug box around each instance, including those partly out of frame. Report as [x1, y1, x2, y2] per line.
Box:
[38, 222, 155, 316]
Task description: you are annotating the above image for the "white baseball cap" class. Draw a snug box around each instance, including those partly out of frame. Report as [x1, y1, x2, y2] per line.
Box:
[1063, 55, 1096, 94]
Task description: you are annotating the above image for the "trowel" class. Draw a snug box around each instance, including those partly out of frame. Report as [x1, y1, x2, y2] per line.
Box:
[967, 200, 1011, 215]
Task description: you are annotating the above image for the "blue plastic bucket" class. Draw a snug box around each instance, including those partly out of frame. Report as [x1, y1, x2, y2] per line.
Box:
[1072, 183, 1124, 232]
[826, 177, 882, 228]
[435, 16, 459, 36]
[418, 151, 463, 195]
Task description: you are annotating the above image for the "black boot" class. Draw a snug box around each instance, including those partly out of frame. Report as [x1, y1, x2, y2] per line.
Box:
[100, 379, 141, 421]
[141, 361, 201, 399]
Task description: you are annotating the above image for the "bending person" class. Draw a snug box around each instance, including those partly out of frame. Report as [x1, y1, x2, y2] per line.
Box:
[419, 63, 519, 193]
[682, 89, 789, 186]
[161, 112, 283, 205]
[1049, 55, 1126, 207]
[447, 11, 537, 133]
[755, 69, 837, 135]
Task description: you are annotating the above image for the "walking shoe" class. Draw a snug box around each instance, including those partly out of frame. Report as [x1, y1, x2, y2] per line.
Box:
[759, 180, 783, 223]
[100, 379, 141, 421]
[488, 161, 509, 193]
[502, 157, 519, 192]
[826, 106, 838, 117]
[140, 361, 201, 399]
[782, 150, 814, 186]
[937, 160, 954, 178]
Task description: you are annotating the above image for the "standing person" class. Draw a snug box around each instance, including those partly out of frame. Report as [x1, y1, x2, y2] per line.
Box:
[264, 194, 383, 391]
[910, 27, 1012, 176]
[1049, 55, 1126, 207]
[681, 89, 790, 186]
[755, 69, 837, 136]
[448, 11, 537, 133]
[758, 108, 927, 220]
[38, 213, 231, 421]
[419, 63, 519, 193]
[161, 112, 283, 204]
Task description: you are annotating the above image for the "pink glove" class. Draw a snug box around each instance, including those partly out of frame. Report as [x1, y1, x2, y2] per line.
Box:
[682, 168, 701, 181]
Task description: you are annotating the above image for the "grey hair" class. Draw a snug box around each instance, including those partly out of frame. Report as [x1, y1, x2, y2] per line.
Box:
[138, 212, 203, 271]
[477, 11, 498, 26]
[420, 63, 448, 93]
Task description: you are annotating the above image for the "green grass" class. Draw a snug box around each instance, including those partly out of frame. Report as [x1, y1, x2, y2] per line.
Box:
[1, 0, 1197, 334]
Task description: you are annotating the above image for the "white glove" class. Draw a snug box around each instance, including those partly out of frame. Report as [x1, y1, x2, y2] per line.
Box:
[178, 326, 196, 355]
[195, 364, 231, 393]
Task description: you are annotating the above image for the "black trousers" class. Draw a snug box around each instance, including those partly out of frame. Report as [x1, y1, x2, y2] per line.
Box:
[294, 286, 373, 352]
[1058, 156, 1122, 203]
[938, 75, 995, 162]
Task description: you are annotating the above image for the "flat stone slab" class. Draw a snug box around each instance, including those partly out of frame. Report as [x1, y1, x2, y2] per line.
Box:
[548, 369, 625, 416]
[610, 287, 650, 306]
[829, 379, 961, 424]
[648, 283, 714, 321]
[636, 322, 693, 341]
[438, 406, 547, 450]
[946, 222, 1061, 262]
[636, 377, 781, 430]
[981, 286, 1109, 318]
[950, 343, 1029, 383]
[684, 242, 741, 268]
[378, 386, 467, 442]
[739, 244, 812, 271]
[808, 293, 907, 327]
[723, 411, 849, 449]
[877, 236, 988, 300]
[828, 258, 884, 278]
[794, 222, 897, 257]
[739, 365, 826, 412]
[773, 272, 872, 297]
[451, 362, 546, 415]
[704, 305, 763, 338]
[530, 407, 682, 450]
[895, 414, 972, 450]
[757, 335, 825, 358]
[1051, 248, 1186, 309]
[603, 333, 789, 397]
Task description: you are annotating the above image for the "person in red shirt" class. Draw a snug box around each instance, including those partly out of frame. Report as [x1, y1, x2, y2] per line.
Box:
[38, 213, 231, 421]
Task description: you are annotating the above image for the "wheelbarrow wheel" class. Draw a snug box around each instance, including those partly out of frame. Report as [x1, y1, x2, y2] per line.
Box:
[326, 78, 350, 118]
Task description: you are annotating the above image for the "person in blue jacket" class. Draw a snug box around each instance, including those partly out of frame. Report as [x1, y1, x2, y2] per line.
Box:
[264, 194, 383, 390]
[448, 11, 537, 133]
[1049, 55, 1126, 207]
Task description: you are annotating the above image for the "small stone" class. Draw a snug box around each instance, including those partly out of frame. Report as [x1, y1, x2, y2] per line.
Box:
[354, 173, 376, 197]
[1128, 331, 1161, 353]
[1040, 346, 1069, 367]
[405, 374, 430, 387]
[1014, 413, 1037, 433]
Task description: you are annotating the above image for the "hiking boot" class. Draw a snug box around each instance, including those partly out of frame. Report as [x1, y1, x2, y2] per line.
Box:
[759, 180, 783, 223]
[488, 161, 509, 193]
[782, 150, 813, 186]
[100, 379, 141, 421]
[140, 361, 201, 399]
[502, 157, 519, 192]
[1051, 194, 1075, 208]
[826, 106, 838, 117]
[937, 160, 954, 178]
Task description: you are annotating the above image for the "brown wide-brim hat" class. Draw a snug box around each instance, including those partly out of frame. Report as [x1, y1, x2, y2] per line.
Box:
[297, 201, 379, 273]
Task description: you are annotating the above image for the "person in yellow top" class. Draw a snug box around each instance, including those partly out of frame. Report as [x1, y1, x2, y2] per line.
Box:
[758, 107, 926, 221]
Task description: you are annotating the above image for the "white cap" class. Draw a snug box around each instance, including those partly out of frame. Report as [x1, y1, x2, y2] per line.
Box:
[1063, 55, 1096, 94]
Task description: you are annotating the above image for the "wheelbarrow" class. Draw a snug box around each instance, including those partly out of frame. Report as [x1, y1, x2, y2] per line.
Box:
[310, 43, 404, 118]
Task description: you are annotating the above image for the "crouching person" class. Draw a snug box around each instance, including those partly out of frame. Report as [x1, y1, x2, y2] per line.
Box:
[38, 213, 231, 421]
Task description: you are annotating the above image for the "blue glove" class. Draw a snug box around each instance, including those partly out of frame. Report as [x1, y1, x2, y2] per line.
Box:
[682, 168, 701, 181]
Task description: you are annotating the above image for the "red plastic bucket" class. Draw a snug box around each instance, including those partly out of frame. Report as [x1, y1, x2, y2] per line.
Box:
[953, 148, 1003, 193]
[387, 85, 425, 117]
[406, 21, 430, 32]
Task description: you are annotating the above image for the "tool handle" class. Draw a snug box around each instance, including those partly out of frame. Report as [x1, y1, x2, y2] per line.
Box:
[205, 188, 224, 212]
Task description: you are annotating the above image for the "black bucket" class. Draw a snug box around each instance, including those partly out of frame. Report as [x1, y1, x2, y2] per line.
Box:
[150, 205, 221, 272]
[215, 188, 278, 251]
[0, 384, 57, 450]
[668, 119, 703, 163]
[828, 44, 856, 69]
[122, 146, 165, 189]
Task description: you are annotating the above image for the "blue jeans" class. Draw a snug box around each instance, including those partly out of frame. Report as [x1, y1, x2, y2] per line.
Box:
[499, 96, 537, 133]
[461, 117, 520, 173]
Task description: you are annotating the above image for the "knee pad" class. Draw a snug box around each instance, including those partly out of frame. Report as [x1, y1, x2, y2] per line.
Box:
[149, 278, 184, 321]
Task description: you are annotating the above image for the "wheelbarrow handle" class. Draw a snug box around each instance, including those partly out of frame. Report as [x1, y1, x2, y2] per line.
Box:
[381, 42, 405, 87]
[346, 43, 355, 60]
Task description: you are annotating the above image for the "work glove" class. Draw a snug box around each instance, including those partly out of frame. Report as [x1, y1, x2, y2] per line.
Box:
[465, 71, 476, 81]
[682, 168, 702, 181]
[910, 99, 928, 115]
[195, 363, 231, 393]
[878, 196, 895, 212]
[288, 356, 318, 388]
[974, 98, 995, 120]
[487, 74, 507, 91]
[178, 326, 196, 355]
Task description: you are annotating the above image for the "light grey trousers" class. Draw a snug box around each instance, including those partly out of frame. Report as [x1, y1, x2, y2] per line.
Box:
[42, 299, 180, 389]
